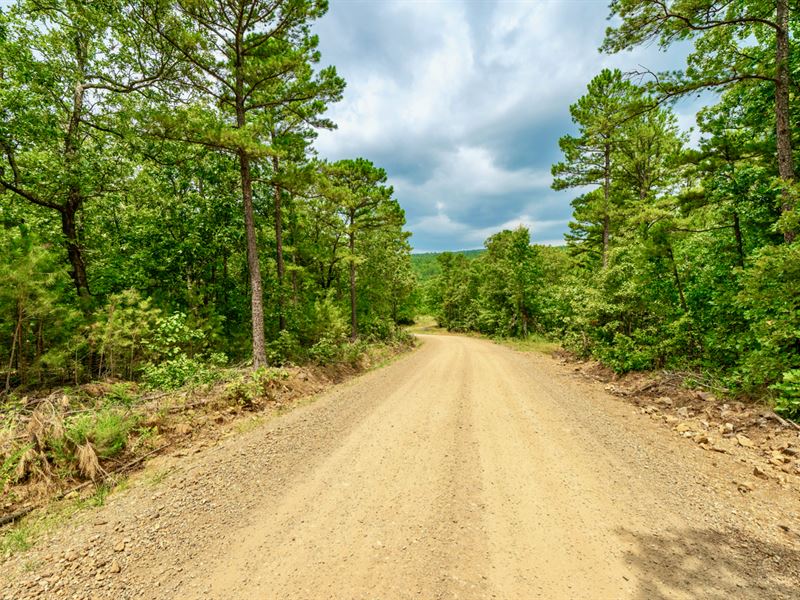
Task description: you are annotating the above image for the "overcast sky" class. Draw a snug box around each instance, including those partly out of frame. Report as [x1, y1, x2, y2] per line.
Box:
[313, 0, 708, 252]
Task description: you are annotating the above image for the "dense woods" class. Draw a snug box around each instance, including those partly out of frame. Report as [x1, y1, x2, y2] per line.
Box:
[2, 0, 799, 421]
[425, 1, 800, 419]
[0, 0, 414, 393]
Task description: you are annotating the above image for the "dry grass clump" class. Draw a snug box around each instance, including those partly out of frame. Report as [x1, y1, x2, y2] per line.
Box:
[2, 397, 139, 497]
[75, 442, 104, 481]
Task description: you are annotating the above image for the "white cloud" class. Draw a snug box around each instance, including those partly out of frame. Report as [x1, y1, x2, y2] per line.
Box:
[313, 0, 695, 251]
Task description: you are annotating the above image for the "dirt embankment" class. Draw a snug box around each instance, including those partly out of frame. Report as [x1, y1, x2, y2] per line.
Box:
[1, 334, 799, 599]
[562, 356, 800, 489]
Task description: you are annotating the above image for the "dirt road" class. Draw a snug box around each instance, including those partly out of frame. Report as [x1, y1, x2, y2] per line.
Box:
[3, 334, 800, 599]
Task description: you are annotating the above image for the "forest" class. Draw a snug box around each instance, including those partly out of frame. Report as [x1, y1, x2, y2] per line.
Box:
[424, 1, 800, 419]
[1, 0, 799, 422]
[0, 0, 416, 396]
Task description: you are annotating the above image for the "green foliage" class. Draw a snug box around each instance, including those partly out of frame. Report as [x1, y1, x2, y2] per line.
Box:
[738, 243, 800, 388]
[771, 370, 800, 420]
[104, 383, 137, 407]
[145, 313, 205, 360]
[224, 367, 289, 407]
[1, 443, 31, 492]
[308, 334, 343, 364]
[0, 0, 412, 394]
[140, 354, 223, 391]
[266, 331, 303, 366]
[64, 410, 139, 460]
[89, 291, 162, 380]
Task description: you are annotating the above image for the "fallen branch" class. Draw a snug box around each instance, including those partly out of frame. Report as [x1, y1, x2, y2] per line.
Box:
[0, 506, 34, 527]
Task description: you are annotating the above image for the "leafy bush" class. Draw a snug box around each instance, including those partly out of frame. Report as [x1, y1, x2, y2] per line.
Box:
[771, 369, 800, 420]
[267, 330, 303, 365]
[224, 367, 289, 407]
[63, 410, 139, 459]
[140, 354, 222, 391]
[738, 243, 800, 389]
[360, 318, 393, 341]
[145, 312, 205, 359]
[341, 339, 369, 366]
[308, 334, 342, 364]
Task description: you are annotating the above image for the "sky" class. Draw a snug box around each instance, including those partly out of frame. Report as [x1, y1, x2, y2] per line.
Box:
[312, 0, 708, 252]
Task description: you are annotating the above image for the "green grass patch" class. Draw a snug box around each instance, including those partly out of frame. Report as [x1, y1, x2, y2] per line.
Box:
[0, 500, 82, 558]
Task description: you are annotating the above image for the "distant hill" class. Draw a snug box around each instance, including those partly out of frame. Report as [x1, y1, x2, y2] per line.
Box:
[411, 249, 485, 282]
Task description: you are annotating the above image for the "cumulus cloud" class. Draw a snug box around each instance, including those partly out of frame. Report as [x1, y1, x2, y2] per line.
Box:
[313, 0, 701, 251]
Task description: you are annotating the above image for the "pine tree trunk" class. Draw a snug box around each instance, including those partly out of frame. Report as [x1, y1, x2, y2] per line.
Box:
[239, 148, 267, 368]
[272, 155, 286, 331]
[776, 0, 796, 242]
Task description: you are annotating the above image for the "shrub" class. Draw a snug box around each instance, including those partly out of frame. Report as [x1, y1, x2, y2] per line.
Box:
[266, 330, 302, 365]
[89, 290, 162, 379]
[64, 410, 139, 459]
[145, 312, 205, 359]
[771, 369, 800, 420]
[738, 243, 800, 390]
[224, 367, 289, 407]
[308, 334, 342, 364]
[140, 354, 222, 391]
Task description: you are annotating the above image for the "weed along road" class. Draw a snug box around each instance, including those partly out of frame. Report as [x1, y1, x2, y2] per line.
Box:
[3, 335, 800, 599]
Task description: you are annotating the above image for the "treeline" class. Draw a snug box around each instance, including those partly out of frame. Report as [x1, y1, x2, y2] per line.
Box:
[0, 0, 414, 393]
[428, 1, 800, 417]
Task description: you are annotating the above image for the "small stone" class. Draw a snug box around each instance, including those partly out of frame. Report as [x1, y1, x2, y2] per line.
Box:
[113, 541, 125, 553]
[656, 396, 673, 406]
[174, 423, 192, 436]
[736, 481, 754, 493]
[677, 407, 690, 418]
[736, 434, 755, 448]
[676, 422, 693, 433]
[109, 560, 121, 574]
[753, 466, 769, 479]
